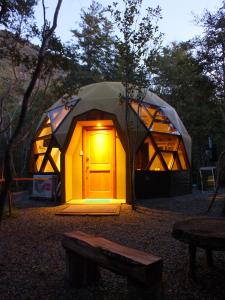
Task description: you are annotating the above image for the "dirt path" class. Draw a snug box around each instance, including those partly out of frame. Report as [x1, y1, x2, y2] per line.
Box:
[0, 191, 225, 299]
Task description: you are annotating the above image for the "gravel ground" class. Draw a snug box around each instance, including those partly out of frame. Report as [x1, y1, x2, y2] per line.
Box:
[1, 190, 225, 300]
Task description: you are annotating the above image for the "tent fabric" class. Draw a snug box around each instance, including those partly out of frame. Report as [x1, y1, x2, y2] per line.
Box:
[41, 82, 191, 163]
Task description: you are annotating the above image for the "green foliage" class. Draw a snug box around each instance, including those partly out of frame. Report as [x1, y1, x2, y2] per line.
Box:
[0, 0, 38, 39]
[109, 0, 162, 91]
[1, 0, 225, 185]
[0, 1, 66, 177]
[151, 42, 225, 176]
[195, 1, 225, 105]
[71, 0, 116, 81]
[60, 0, 162, 97]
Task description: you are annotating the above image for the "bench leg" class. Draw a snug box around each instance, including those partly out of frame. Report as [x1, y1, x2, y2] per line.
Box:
[127, 279, 164, 300]
[64, 249, 100, 288]
[188, 244, 197, 279]
[206, 249, 214, 267]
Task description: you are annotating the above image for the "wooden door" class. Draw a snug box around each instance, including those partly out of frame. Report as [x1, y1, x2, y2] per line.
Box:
[83, 127, 115, 198]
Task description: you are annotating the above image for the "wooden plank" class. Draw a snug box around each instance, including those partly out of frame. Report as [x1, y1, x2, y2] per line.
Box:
[57, 204, 120, 214]
[62, 231, 162, 285]
[65, 249, 100, 288]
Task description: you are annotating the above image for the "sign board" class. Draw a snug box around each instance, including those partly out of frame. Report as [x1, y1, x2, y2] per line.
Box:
[32, 175, 57, 198]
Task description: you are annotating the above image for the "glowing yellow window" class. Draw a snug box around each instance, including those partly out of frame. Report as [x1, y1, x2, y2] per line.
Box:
[38, 125, 52, 137]
[154, 110, 167, 121]
[152, 134, 179, 151]
[130, 101, 152, 128]
[43, 160, 54, 173]
[50, 148, 61, 171]
[34, 139, 48, 154]
[139, 106, 152, 128]
[145, 105, 157, 118]
[177, 143, 188, 170]
[49, 107, 69, 131]
[151, 121, 178, 133]
[161, 152, 174, 170]
[172, 157, 180, 170]
[36, 155, 44, 171]
[149, 155, 166, 171]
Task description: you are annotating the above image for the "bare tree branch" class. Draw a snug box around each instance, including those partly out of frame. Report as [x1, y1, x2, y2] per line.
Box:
[42, 0, 47, 37]
[0, 0, 63, 221]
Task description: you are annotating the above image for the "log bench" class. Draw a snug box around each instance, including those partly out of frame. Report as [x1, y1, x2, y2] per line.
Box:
[62, 231, 164, 299]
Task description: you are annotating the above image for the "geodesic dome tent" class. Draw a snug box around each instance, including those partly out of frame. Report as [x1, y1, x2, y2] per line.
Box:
[30, 82, 191, 204]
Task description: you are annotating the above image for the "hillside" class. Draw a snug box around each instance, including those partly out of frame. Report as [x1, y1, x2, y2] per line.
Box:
[0, 29, 67, 120]
[0, 30, 38, 84]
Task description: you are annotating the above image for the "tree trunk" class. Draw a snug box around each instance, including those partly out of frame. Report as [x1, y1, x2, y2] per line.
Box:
[0, 0, 63, 221]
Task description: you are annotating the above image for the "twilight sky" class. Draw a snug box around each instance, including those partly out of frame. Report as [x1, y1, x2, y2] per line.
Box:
[35, 0, 223, 45]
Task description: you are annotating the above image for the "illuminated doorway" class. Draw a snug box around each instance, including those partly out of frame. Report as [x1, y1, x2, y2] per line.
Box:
[83, 127, 115, 199]
[64, 119, 126, 204]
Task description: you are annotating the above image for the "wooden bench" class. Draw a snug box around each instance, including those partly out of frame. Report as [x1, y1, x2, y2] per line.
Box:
[172, 217, 225, 278]
[62, 231, 164, 299]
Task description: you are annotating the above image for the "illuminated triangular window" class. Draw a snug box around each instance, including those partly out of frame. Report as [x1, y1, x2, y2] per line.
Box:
[172, 157, 180, 170]
[50, 148, 61, 171]
[161, 152, 174, 170]
[177, 142, 188, 170]
[43, 160, 55, 173]
[36, 155, 44, 172]
[150, 110, 178, 134]
[48, 106, 70, 131]
[139, 105, 152, 128]
[149, 154, 166, 171]
[154, 110, 167, 121]
[144, 104, 156, 118]
[38, 118, 52, 137]
[130, 101, 152, 128]
[48, 98, 79, 131]
[152, 134, 179, 151]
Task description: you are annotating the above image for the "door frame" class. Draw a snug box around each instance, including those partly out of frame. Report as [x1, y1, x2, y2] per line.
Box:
[62, 109, 131, 204]
[82, 126, 116, 199]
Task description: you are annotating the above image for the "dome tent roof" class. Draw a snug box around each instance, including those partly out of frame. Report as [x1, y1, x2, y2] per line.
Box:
[42, 82, 191, 163]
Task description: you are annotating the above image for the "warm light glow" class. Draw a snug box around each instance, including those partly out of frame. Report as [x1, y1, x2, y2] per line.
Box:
[50, 148, 61, 171]
[36, 155, 44, 171]
[94, 132, 107, 152]
[67, 199, 126, 204]
[97, 123, 102, 127]
[84, 199, 112, 204]
[65, 122, 126, 202]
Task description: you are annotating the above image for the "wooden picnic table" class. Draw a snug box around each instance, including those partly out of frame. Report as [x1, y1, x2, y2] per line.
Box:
[172, 217, 225, 278]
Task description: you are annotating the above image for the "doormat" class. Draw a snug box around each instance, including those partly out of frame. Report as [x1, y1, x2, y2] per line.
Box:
[83, 199, 112, 204]
[56, 204, 121, 216]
